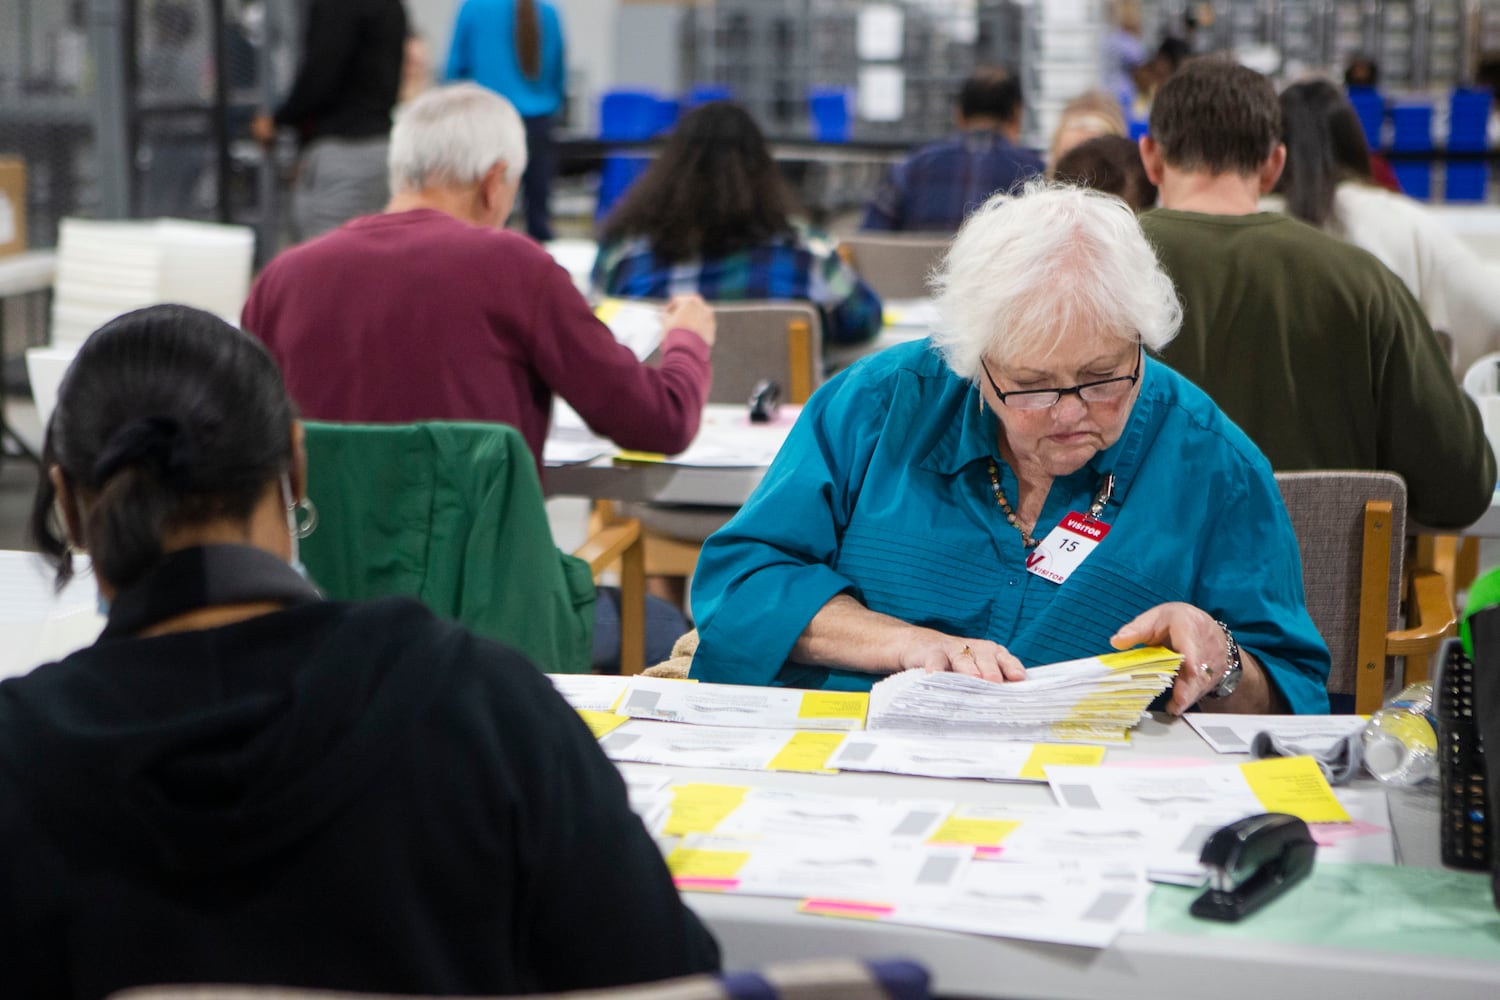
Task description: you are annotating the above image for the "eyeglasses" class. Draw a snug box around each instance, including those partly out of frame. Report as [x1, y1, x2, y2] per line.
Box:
[980, 346, 1142, 411]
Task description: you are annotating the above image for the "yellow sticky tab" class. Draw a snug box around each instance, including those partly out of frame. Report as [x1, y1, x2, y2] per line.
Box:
[768, 732, 847, 773]
[667, 847, 752, 879]
[594, 299, 623, 323]
[1097, 646, 1183, 671]
[577, 709, 629, 739]
[1240, 756, 1352, 824]
[1019, 743, 1107, 780]
[613, 450, 667, 464]
[798, 691, 870, 725]
[927, 816, 1021, 847]
[662, 784, 750, 837]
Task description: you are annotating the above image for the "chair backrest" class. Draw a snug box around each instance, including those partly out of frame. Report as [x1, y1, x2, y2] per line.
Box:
[838, 233, 951, 301]
[300, 421, 596, 673]
[1275, 471, 1406, 713]
[109, 958, 931, 1000]
[708, 301, 824, 406]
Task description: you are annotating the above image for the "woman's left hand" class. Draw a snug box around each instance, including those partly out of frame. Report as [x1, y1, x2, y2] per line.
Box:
[1110, 602, 1226, 715]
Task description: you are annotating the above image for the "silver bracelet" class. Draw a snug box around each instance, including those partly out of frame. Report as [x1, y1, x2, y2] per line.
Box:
[1208, 619, 1243, 698]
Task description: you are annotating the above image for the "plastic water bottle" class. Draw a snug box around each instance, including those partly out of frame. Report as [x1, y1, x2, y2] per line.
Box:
[1362, 681, 1438, 785]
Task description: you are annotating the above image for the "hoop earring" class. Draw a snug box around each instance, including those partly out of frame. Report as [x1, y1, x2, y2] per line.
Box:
[293, 497, 318, 539]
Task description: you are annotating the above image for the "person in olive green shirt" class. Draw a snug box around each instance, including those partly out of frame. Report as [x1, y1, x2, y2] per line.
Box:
[1135, 57, 1495, 529]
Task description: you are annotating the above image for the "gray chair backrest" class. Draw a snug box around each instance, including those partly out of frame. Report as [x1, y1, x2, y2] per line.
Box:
[1274, 470, 1405, 706]
[707, 300, 824, 406]
[838, 233, 951, 301]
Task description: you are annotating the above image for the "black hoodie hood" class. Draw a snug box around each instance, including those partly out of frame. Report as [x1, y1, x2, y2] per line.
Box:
[0, 545, 460, 875]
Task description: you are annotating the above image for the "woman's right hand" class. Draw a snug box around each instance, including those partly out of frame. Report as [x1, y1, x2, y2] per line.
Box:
[897, 630, 1026, 683]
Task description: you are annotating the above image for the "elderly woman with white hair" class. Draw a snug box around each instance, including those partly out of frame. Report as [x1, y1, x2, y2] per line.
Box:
[689, 183, 1330, 714]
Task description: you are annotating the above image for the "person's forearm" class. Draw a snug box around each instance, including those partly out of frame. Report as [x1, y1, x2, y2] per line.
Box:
[790, 593, 925, 674]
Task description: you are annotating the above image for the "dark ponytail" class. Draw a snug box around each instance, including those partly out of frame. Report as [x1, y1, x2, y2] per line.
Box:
[1277, 79, 1374, 228]
[515, 0, 542, 81]
[29, 304, 295, 592]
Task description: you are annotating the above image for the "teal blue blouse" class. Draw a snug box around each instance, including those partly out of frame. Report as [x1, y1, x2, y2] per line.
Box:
[689, 340, 1332, 713]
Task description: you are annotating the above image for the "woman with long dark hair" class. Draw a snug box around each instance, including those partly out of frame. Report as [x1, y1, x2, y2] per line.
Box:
[593, 101, 883, 346]
[1273, 79, 1500, 372]
[0, 304, 718, 997]
[446, 0, 566, 240]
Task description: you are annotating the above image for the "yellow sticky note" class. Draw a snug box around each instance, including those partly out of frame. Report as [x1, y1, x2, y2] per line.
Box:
[1097, 646, 1182, 671]
[594, 299, 624, 323]
[798, 691, 870, 725]
[577, 709, 629, 739]
[667, 847, 752, 880]
[662, 784, 750, 837]
[1240, 756, 1352, 824]
[768, 732, 847, 773]
[1019, 743, 1107, 780]
[927, 816, 1021, 847]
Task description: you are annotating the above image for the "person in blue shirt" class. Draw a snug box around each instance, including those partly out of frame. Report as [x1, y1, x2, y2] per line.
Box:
[691, 183, 1331, 715]
[861, 67, 1045, 232]
[446, 0, 565, 241]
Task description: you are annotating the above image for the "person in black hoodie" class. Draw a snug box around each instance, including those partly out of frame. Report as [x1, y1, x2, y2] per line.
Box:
[0, 304, 720, 999]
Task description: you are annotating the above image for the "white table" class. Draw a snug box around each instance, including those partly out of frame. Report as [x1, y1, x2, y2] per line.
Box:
[631, 715, 1497, 1000]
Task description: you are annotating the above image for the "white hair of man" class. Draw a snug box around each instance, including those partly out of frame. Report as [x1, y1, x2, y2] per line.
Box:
[930, 181, 1182, 380]
[387, 82, 529, 193]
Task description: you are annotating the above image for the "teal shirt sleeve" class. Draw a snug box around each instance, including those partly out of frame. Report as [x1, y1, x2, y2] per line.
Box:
[691, 366, 890, 687]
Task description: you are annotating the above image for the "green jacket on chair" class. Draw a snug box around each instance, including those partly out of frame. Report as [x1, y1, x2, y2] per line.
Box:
[300, 421, 595, 673]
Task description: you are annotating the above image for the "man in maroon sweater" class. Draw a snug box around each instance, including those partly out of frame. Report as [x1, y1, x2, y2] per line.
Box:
[242, 82, 715, 480]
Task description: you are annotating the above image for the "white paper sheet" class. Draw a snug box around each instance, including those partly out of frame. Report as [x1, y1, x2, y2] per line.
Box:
[1186, 713, 1368, 754]
[670, 833, 972, 901]
[618, 676, 866, 731]
[547, 674, 632, 713]
[829, 732, 1057, 781]
[595, 298, 665, 362]
[856, 4, 904, 60]
[804, 857, 1151, 950]
[599, 720, 844, 773]
[0, 550, 106, 681]
[703, 787, 951, 842]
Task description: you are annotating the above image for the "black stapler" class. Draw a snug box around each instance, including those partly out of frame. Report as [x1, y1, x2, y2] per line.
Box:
[749, 379, 782, 423]
[1191, 813, 1316, 922]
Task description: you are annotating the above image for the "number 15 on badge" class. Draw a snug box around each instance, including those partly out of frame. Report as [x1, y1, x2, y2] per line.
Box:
[1026, 513, 1110, 585]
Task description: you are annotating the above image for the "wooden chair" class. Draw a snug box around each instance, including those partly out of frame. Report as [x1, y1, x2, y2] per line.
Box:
[1275, 471, 1457, 714]
[596, 301, 825, 591]
[302, 421, 649, 675]
[837, 232, 952, 301]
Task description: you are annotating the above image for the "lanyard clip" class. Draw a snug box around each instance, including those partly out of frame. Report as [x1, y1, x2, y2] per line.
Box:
[1087, 471, 1115, 520]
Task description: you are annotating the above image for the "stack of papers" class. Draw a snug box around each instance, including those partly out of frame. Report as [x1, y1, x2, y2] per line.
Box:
[595, 298, 665, 361]
[51, 218, 255, 345]
[616, 677, 867, 731]
[867, 647, 1181, 743]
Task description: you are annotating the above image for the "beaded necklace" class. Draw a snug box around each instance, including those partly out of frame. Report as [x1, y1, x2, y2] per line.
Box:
[986, 461, 1116, 549]
[987, 459, 1037, 548]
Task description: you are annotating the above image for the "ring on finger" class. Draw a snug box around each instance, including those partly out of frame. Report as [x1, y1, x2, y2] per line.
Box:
[960, 645, 975, 659]
[1197, 662, 1214, 679]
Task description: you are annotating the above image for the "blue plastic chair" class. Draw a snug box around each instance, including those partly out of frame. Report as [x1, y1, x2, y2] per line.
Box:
[808, 87, 852, 142]
[1446, 88, 1492, 202]
[596, 89, 676, 220]
[1390, 102, 1433, 200]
